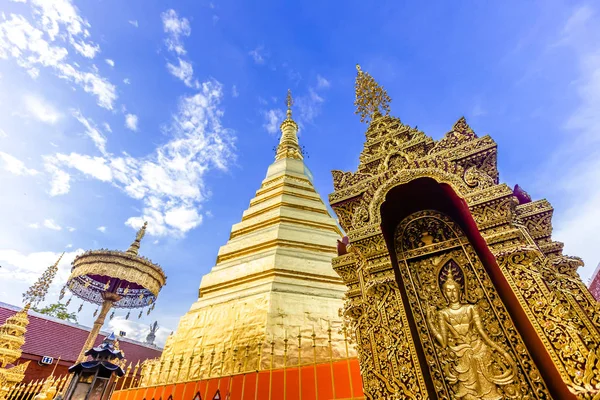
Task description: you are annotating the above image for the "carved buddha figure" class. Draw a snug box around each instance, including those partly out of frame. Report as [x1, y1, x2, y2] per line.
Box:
[427, 266, 515, 399]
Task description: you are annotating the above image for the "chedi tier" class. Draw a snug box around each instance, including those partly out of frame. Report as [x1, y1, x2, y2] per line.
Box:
[154, 90, 352, 381]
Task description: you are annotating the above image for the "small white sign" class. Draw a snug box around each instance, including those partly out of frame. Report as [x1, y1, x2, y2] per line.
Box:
[40, 356, 53, 365]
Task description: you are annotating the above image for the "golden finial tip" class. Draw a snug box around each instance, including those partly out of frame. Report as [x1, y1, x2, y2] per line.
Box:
[285, 89, 293, 109]
[356, 64, 362, 72]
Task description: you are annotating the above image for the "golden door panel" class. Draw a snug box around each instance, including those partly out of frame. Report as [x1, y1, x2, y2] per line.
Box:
[354, 278, 427, 398]
[394, 210, 550, 399]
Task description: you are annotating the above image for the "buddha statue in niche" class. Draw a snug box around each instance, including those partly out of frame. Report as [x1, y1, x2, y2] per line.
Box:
[426, 264, 516, 400]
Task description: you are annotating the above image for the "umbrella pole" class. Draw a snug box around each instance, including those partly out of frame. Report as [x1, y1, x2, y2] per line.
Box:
[75, 298, 114, 363]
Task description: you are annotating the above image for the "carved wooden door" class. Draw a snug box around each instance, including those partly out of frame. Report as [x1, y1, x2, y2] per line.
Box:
[394, 210, 549, 399]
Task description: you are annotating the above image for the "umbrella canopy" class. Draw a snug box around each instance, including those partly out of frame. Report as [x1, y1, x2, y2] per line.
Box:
[65, 222, 167, 309]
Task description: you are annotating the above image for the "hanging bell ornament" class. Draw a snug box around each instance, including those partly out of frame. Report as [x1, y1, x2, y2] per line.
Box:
[65, 297, 71, 306]
[93, 308, 98, 317]
[110, 311, 115, 320]
[126, 312, 130, 320]
[138, 310, 143, 319]
[59, 286, 66, 300]
[78, 303, 83, 313]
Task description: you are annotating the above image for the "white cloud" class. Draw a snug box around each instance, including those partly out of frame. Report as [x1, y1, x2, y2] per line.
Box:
[27, 0, 100, 58]
[559, 6, 593, 44]
[43, 218, 61, 230]
[161, 10, 198, 89]
[540, 6, 600, 282]
[161, 9, 190, 56]
[23, 94, 61, 124]
[66, 243, 73, 248]
[105, 58, 114, 67]
[263, 109, 284, 135]
[48, 152, 113, 182]
[28, 223, 40, 229]
[123, 78, 131, 85]
[97, 226, 106, 232]
[316, 74, 330, 89]
[166, 58, 198, 88]
[67, 226, 76, 232]
[128, 20, 139, 28]
[125, 114, 138, 132]
[43, 158, 70, 196]
[0, 129, 7, 138]
[103, 122, 112, 133]
[165, 206, 202, 232]
[232, 85, 239, 98]
[45, 79, 236, 237]
[0, 248, 84, 307]
[72, 110, 107, 154]
[249, 46, 265, 64]
[0, 11, 116, 109]
[71, 40, 99, 58]
[296, 88, 324, 123]
[0, 152, 39, 176]
[107, 316, 171, 347]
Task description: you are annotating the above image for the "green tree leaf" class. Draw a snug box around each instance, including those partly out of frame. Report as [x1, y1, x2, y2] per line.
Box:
[33, 302, 78, 323]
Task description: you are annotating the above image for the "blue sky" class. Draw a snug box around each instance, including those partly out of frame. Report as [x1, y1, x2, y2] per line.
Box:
[1, 0, 599, 345]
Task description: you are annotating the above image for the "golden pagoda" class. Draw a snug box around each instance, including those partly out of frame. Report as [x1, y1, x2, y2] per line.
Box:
[0, 253, 63, 400]
[0, 304, 31, 400]
[157, 90, 350, 381]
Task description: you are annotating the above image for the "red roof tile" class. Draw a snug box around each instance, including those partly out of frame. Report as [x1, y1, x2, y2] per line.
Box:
[0, 302, 162, 365]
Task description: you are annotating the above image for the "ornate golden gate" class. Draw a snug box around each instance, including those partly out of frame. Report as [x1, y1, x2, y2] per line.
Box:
[328, 65, 600, 399]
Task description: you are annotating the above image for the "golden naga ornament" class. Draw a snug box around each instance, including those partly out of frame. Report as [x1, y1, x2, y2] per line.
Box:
[329, 65, 600, 399]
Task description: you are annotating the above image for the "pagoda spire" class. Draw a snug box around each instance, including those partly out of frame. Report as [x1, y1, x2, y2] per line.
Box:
[275, 89, 303, 161]
[0, 303, 30, 368]
[126, 221, 148, 256]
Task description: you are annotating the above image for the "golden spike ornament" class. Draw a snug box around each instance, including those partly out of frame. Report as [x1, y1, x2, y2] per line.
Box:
[354, 64, 391, 123]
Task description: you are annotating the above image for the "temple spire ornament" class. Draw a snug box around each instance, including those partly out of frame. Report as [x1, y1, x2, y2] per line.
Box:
[275, 89, 303, 161]
[126, 221, 147, 256]
[23, 252, 64, 307]
[354, 64, 391, 123]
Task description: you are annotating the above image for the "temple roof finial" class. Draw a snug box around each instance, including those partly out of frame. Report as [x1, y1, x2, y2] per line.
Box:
[275, 89, 302, 161]
[286, 88, 293, 119]
[354, 64, 391, 124]
[126, 221, 147, 256]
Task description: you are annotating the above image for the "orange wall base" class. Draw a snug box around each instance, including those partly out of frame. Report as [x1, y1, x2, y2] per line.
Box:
[112, 359, 364, 400]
